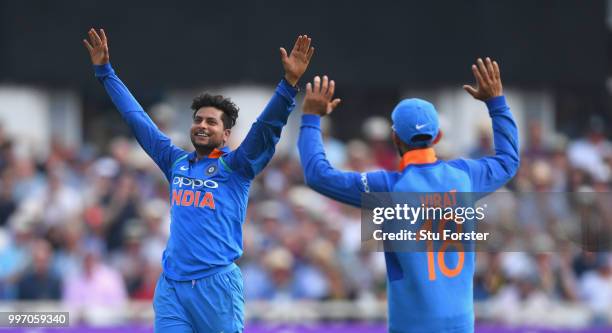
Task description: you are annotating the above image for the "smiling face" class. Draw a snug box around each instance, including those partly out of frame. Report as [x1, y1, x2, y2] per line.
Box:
[190, 107, 231, 152]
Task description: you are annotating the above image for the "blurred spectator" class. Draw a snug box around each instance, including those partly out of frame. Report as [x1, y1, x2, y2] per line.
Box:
[131, 261, 162, 301]
[573, 252, 600, 278]
[110, 223, 146, 296]
[109, 137, 133, 170]
[534, 252, 577, 301]
[320, 117, 347, 168]
[63, 244, 127, 308]
[469, 122, 494, 159]
[102, 172, 141, 251]
[523, 120, 555, 159]
[579, 254, 612, 324]
[567, 116, 612, 183]
[262, 247, 295, 300]
[548, 146, 570, 191]
[292, 239, 333, 299]
[53, 223, 85, 278]
[13, 166, 83, 230]
[83, 157, 119, 232]
[474, 252, 505, 300]
[345, 140, 376, 172]
[242, 256, 274, 300]
[140, 199, 170, 264]
[16, 239, 61, 300]
[0, 224, 31, 299]
[150, 103, 187, 149]
[362, 116, 397, 169]
[0, 125, 13, 172]
[11, 157, 45, 203]
[0, 169, 17, 225]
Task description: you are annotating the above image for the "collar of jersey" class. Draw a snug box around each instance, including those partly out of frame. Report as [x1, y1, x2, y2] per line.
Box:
[188, 146, 230, 162]
[398, 148, 437, 170]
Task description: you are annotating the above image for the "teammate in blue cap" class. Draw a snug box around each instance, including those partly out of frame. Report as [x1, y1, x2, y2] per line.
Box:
[84, 28, 315, 332]
[298, 58, 519, 332]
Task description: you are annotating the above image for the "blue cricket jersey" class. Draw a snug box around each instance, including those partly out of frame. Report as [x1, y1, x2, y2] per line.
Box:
[95, 63, 297, 281]
[298, 96, 519, 333]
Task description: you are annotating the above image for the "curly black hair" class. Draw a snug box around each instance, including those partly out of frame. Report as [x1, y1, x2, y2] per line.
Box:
[191, 93, 239, 129]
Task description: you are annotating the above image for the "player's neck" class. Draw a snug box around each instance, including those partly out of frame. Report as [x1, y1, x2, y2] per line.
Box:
[398, 147, 437, 170]
[194, 150, 210, 161]
[194, 145, 223, 161]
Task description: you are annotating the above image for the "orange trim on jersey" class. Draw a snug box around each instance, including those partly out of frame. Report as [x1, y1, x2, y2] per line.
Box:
[208, 149, 224, 159]
[398, 148, 437, 170]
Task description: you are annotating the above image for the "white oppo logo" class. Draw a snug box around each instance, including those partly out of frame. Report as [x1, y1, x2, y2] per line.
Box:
[415, 123, 427, 130]
[173, 176, 219, 189]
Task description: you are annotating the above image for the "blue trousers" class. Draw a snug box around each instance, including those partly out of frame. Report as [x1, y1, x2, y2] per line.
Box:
[153, 264, 244, 333]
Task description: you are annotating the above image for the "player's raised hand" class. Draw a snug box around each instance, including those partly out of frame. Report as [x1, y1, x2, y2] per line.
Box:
[463, 57, 503, 101]
[302, 76, 341, 117]
[83, 28, 109, 65]
[280, 35, 315, 86]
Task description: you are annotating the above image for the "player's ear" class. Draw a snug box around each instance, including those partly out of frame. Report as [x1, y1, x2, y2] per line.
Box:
[391, 131, 402, 147]
[432, 130, 443, 145]
[391, 131, 408, 154]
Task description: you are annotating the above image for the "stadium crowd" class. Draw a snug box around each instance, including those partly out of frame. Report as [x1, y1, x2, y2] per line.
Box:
[0, 109, 611, 325]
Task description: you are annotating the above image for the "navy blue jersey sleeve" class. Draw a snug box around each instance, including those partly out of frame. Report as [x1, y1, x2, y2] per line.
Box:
[222, 79, 297, 179]
[94, 63, 186, 180]
[449, 95, 520, 193]
[298, 114, 390, 207]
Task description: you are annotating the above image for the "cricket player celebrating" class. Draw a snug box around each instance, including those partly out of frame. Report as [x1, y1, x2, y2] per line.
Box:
[84, 28, 314, 332]
[298, 58, 519, 332]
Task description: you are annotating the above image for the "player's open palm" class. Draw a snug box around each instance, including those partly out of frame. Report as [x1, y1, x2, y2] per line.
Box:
[83, 28, 109, 66]
[302, 76, 341, 117]
[280, 35, 315, 86]
[463, 57, 503, 101]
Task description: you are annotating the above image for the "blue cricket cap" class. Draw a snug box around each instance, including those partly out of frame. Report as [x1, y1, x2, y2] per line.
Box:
[391, 98, 439, 148]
